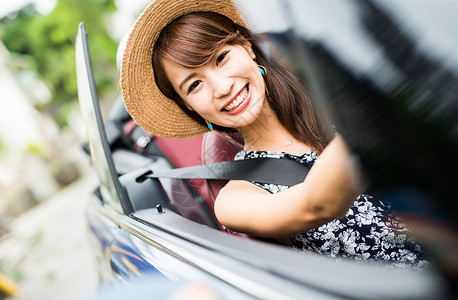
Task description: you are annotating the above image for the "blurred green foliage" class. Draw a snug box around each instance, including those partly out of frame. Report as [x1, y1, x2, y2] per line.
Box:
[0, 0, 119, 127]
[0, 137, 6, 155]
[23, 143, 46, 156]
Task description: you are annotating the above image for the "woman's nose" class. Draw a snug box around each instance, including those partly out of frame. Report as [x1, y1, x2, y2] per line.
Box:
[211, 76, 234, 99]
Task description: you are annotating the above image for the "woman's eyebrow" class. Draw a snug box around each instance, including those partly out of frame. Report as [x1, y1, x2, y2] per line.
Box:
[179, 72, 197, 91]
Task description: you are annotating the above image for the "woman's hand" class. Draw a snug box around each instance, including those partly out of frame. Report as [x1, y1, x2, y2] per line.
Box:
[214, 136, 367, 238]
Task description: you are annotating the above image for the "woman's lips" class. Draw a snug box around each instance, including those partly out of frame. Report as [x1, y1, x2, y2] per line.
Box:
[222, 84, 251, 115]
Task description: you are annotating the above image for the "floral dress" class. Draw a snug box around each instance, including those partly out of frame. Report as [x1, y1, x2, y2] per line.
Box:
[234, 150, 430, 268]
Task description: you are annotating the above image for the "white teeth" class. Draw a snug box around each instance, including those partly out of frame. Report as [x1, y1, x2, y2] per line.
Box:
[225, 86, 248, 111]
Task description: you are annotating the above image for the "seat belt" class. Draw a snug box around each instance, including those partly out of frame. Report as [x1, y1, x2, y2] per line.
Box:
[145, 157, 310, 186]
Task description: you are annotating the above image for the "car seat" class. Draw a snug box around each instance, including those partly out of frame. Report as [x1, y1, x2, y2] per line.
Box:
[200, 131, 250, 236]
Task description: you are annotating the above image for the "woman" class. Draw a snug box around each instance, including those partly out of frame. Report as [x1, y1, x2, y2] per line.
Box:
[120, 0, 429, 267]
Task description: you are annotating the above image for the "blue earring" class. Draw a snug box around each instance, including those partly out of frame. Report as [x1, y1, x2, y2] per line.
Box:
[206, 120, 214, 131]
[258, 65, 267, 76]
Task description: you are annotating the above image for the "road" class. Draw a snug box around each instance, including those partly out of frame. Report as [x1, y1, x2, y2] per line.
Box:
[0, 162, 100, 300]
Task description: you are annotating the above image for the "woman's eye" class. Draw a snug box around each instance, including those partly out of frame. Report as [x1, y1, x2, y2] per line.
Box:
[187, 80, 201, 94]
[216, 51, 230, 66]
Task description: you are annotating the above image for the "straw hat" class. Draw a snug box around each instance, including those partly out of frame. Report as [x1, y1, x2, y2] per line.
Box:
[120, 0, 247, 138]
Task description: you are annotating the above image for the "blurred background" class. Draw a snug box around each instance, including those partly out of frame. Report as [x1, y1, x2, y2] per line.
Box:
[0, 0, 150, 299]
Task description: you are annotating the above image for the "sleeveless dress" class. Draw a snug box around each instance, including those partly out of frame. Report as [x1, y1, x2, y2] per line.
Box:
[234, 150, 430, 268]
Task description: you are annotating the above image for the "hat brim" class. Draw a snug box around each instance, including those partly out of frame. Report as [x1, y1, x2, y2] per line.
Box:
[120, 0, 247, 138]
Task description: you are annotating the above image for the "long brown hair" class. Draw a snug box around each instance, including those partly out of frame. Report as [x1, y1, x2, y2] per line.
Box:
[152, 12, 333, 153]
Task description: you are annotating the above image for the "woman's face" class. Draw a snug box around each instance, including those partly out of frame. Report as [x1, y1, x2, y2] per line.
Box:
[162, 43, 267, 129]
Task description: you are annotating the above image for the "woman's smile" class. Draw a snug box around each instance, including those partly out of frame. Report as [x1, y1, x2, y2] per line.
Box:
[221, 84, 250, 115]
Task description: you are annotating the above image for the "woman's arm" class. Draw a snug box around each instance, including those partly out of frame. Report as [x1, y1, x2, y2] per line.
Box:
[214, 136, 367, 238]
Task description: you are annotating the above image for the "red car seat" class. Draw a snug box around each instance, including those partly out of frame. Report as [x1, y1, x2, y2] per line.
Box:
[200, 131, 249, 235]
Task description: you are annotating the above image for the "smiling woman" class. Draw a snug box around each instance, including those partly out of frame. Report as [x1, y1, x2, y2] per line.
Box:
[120, 0, 430, 268]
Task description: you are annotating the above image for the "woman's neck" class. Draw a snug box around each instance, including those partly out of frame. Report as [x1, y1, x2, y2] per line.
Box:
[237, 104, 311, 155]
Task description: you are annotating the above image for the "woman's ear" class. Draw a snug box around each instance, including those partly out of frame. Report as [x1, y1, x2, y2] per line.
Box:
[184, 102, 194, 111]
[242, 40, 256, 60]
